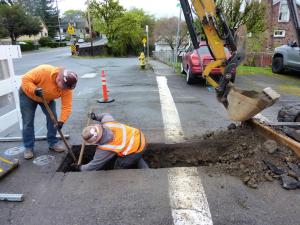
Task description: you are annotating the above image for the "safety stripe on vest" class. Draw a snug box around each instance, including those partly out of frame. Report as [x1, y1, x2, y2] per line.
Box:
[122, 128, 135, 156]
[101, 123, 127, 150]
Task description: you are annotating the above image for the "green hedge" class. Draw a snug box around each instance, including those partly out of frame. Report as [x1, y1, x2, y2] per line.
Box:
[39, 37, 67, 48]
[20, 41, 37, 51]
[48, 42, 67, 48]
[39, 37, 52, 47]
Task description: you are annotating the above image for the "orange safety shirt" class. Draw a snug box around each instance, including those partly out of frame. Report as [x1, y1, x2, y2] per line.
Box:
[21, 64, 73, 122]
[97, 122, 146, 156]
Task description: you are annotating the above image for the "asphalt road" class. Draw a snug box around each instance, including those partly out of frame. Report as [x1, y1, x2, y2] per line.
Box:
[0, 47, 299, 225]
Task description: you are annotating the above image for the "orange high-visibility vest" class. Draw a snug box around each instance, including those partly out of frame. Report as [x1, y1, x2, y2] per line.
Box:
[97, 122, 146, 156]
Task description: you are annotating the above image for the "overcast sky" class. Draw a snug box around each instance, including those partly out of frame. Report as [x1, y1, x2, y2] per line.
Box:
[58, 0, 180, 18]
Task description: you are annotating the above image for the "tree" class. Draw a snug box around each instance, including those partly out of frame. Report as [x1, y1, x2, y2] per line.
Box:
[5, 0, 58, 37]
[62, 10, 86, 31]
[35, 0, 58, 37]
[109, 9, 154, 55]
[90, 0, 125, 42]
[0, 4, 42, 44]
[216, 0, 267, 34]
[154, 17, 188, 50]
[0, 0, 13, 5]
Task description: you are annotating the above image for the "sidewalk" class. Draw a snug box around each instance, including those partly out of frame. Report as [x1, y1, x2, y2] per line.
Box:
[149, 60, 177, 76]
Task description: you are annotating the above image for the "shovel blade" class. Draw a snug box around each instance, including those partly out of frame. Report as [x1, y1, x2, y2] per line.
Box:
[226, 86, 280, 121]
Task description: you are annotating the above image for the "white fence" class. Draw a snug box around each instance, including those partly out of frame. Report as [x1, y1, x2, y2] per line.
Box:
[0, 45, 22, 133]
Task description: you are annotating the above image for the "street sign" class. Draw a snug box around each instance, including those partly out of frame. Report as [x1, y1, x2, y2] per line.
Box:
[142, 37, 147, 45]
[67, 23, 75, 35]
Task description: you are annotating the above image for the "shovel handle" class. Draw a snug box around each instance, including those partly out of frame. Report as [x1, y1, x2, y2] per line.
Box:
[40, 95, 77, 162]
[77, 111, 92, 166]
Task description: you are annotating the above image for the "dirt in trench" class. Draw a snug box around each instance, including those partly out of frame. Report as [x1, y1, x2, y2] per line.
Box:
[57, 124, 300, 188]
[144, 124, 300, 188]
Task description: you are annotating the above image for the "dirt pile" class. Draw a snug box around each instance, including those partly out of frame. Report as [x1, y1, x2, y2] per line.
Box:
[144, 124, 300, 189]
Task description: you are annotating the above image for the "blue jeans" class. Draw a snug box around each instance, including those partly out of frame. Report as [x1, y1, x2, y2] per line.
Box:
[19, 89, 58, 150]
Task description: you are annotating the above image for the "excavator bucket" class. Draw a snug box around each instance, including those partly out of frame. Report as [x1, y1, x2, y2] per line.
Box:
[179, 0, 280, 121]
[226, 86, 280, 121]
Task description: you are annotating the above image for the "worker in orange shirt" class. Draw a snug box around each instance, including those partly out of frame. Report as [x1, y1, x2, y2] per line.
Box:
[20, 64, 78, 159]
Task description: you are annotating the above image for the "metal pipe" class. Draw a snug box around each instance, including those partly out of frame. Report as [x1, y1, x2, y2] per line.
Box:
[56, 0, 62, 42]
[87, 0, 94, 56]
[0, 135, 70, 142]
[0, 193, 24, 202]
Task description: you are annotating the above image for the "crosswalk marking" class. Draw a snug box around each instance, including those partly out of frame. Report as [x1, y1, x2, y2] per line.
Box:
[168, 168, 213, 225]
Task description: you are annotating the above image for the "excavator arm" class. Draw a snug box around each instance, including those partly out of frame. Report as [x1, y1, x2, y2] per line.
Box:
[179, 0, 280, 121]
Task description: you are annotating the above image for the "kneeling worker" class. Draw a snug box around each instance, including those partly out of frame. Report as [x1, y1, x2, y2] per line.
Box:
[20, 64, 78, 159]
[76, 113, 147, 171]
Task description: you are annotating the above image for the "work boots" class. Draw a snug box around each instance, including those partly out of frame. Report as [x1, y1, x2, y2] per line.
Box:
[24, 149, 34, 160]
[49, 143, 66, 153]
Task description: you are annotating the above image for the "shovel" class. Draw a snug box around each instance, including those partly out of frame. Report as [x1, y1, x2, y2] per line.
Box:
[40, 94, 77, 162]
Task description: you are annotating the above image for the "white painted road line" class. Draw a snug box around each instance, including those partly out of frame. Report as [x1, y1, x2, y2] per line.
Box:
[168, 168, 213, 225]
[81, 73, 98, 79]
[156, 76, 184, 143]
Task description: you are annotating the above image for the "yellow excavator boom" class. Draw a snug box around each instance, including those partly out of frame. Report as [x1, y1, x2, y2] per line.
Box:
[180, 0, 280, 121]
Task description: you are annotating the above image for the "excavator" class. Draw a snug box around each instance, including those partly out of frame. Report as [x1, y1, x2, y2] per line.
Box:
[179, 0, 280, 121]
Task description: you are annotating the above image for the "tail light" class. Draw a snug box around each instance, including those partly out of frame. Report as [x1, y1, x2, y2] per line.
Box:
[191, 53, 200, 66]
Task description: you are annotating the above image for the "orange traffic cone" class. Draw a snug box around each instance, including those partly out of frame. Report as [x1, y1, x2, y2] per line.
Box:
[97, 69, 115, 103]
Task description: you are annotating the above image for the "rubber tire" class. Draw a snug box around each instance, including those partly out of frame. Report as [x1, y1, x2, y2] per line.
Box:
[180, 63, 186, 74]
[272, 57, 284, 74]
[186, 68, 195, 85]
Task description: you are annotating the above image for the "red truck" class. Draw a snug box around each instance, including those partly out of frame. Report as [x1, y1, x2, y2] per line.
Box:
[181, 41, 234, 84]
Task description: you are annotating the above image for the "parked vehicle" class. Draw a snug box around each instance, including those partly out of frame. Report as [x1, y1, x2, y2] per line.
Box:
[181, 41, 233, 84]
[272, 42, 300, 74]
[54, 35, 66, 41]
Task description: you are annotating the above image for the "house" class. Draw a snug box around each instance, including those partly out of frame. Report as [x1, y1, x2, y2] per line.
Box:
[0, 21, 48, 44]
[18, 21, 48, 42]
[60, 12, 88, 38]
[264, 0, 300, 51]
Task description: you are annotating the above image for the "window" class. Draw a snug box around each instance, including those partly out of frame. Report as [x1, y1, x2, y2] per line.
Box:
[278, 1, 290, 22]
[273, 30, 286, 37]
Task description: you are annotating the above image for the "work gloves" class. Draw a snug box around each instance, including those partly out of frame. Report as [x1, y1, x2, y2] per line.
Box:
[70, 163, 81, 172]
[88, 112, 97, 121]
[56, 121, 64, 130]
[34, 87, 43, 97]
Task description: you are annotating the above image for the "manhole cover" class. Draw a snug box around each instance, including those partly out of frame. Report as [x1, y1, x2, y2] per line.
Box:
[4, 146, 25, 156]
[33, 155, 55, 166]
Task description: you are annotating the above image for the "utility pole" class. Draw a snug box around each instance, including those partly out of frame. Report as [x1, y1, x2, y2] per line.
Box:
[176, 7, 182, 65]
[56, 0, 62, 42]
[87, 0, 94, 56]
[146, 25, 149, 62]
